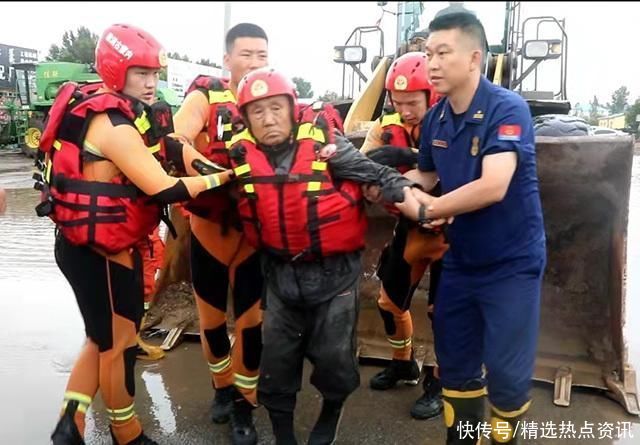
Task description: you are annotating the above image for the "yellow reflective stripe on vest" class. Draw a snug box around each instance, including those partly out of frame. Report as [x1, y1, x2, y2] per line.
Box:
[297, 122, 325, 143]
[147, 143, 161, 154]
[208, 90, 236, 105]
[134, 111, 151, 134]
[234, 373, 259, 390]
[381, 112, 402, 127]
[230, 129, 256, 146]
[244, 183, 255, 194]
[45, 159, 53, 183]
[234, 163, 251, 176]
[53, 139, 63, 151]
[312, 161, 327, 171]
[307, 181, 321, 192]
[307, 160, 327, 192]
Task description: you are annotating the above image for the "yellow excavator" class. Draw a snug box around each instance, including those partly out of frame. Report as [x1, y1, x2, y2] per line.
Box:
[149, 1, 638, 417]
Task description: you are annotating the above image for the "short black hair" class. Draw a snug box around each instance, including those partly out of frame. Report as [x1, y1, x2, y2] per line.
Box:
[225, 23, 268, 53]
[428, 12, 487, 52]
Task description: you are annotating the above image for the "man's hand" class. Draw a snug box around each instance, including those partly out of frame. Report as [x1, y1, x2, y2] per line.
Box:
[394, 186, 422, 220]
[361, 184, 382, 203]
[403, 168, 438, 191]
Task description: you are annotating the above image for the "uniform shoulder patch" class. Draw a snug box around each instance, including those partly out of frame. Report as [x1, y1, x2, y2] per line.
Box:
[497, 124, 521, 141]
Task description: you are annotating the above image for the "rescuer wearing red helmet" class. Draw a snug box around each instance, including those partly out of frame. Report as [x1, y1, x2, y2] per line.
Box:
[229, 67, 422, 445]
[359, 51, 448, 421]
[44, 24, 233, 445]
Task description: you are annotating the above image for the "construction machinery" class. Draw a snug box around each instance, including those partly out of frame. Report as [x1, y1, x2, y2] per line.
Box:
[10, 61, 182, 157]
[149, 1, 637, 416]
[331, 1, 638, 416]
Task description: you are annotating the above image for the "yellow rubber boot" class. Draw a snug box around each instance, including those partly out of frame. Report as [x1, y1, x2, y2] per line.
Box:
[136, 313, 165, 361]
[490, 401, 530, 445]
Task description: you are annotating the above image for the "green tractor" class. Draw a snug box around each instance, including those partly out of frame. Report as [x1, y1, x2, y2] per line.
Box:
[13, 61, 101, 157]
[12, 61, 182, 158]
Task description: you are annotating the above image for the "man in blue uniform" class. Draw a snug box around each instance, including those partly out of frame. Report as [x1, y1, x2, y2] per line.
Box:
[396, 12, 546, 445]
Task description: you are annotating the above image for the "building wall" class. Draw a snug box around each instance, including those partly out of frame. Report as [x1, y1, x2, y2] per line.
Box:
[598, 114, 626, 129]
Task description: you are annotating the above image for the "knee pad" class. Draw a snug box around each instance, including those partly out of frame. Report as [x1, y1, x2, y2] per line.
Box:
[204, 323, 231, 358]
[241, 323, 263, 372]
[190, 234, 229, 311]
[377, 303, 396, 336]
[233, 254, 263, 317]
[124, 346, 138, 397]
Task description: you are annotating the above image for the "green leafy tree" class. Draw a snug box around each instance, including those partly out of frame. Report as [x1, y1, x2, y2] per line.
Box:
[625, 98, 640, 133]
[606, 86, 630, 114]
[46, 27, 99, 64]
[588, 95, 601, 126]
[292, 77, 313, 98]
[318, 90, 339, 102]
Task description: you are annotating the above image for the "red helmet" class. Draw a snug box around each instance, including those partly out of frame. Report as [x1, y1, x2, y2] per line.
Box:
[237, 67, 298, 114]
[385, 52, 440, 107]
[95, 24, 167, 92]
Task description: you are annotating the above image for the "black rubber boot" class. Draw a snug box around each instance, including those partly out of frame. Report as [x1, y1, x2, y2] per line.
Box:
[230, 397, 258, 445]
[268, 409, 298, 445]
[211, 385, 235, 424]
[127, 433, 160, 445]
[369, 358, 420, 390]
[307, 399, 344, 445]
[410, 367, 443, 420]
[110, 429, 159, 445]
[51, 400, 86, 445]
[443, 381, 486, 445]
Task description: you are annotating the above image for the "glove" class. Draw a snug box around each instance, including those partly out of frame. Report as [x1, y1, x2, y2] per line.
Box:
[367, 145, 418, 168]
[191, 158, 228, 175]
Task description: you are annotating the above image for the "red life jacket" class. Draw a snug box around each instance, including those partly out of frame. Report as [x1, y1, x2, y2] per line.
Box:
[34, 82, 173, 254]
[182, 75, 241, 221]
[379, 112, 415, 174]
[228, 121, 366, 260]
[298, 101, 344, 135]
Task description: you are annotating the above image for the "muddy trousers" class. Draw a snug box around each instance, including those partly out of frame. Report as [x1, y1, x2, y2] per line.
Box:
[376, 217, 448, 361]
[434, 257, 545, 444]
[258, 283, 360, 415]
[190, 216, 263, 406]
[54, 234, 145, 444]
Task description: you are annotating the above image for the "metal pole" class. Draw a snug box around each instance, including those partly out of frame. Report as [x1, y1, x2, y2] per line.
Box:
[222, 2, 231, 77]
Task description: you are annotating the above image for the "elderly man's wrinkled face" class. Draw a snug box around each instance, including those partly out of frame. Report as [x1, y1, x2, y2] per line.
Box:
[245, 95, 292, 146]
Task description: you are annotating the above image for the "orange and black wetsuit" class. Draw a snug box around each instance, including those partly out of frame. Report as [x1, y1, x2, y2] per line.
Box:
[50, 91, 231, 445]
[173, 80, 263, 411]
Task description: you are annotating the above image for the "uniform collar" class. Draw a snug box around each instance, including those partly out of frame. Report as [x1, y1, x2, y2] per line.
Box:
[438, 76, 490, 126]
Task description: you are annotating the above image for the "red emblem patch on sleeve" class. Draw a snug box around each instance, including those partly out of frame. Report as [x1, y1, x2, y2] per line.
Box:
[497, 124, 521, 141]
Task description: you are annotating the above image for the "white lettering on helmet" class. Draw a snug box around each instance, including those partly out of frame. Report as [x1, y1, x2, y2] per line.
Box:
[105, 32, 134, 60]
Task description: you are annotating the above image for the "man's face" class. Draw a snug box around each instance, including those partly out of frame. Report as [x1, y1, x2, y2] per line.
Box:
[245, 95, 292, 146]
[390, 90, 428, 126]
[425, 28, 481, 95]
[224, 37, 269, 88]
[122, 67, 159, 105]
